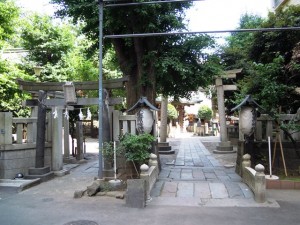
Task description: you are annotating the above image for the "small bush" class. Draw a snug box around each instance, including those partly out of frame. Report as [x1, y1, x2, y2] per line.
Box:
[168, 104, 178, 120]
[197, 105, 212, 121]
[119, 133, 155, 165]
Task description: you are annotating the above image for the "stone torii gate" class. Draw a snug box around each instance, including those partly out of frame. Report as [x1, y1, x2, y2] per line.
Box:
[17, 77, 128, 176]
[214, 69, 242, 154]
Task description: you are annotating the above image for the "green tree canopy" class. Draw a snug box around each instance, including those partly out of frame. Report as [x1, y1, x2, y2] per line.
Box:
[167, 103, 178, 120]
[20, 14, 76, 81]
[51, 0, 220, 108]
[0, 60, 34, 116]
[220, 14, 265, 70]
[249, 5, 300, 64]
[0, 6, 103, 115]
[0, 0, 19, 49]
[197, 105, 212, 121]
[220, 6, 300, 113]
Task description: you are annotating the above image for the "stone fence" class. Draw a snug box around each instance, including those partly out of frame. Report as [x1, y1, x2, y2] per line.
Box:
[0, 112, 52, 146]
[0, 112, 52, 179]
[140, 153, 159, 202]
[241, 154, 266, 203]
[126, 153, 159, 208]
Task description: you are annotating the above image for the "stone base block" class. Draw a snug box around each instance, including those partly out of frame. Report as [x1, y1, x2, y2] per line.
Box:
[28, 166, 51, 175]
[159, 147, 175, 154]
[54, 169, 70, 177]
[213, 141, 236, 154]
[126, 179, 146, 208]
[158, 142, 175, 154]
[63, 157, 77, 164]
[158, 142, 169, 147]
[27, 166, 55, 182]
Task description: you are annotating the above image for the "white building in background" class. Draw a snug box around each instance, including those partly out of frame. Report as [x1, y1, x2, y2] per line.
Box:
[0, 48, 28, 63]
[184, 89, 212, 116]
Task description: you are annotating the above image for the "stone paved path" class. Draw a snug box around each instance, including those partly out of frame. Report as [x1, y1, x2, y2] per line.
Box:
[148, 135, 273, 207]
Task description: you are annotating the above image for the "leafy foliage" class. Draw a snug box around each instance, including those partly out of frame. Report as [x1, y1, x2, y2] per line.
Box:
[51, 0, 220, 107]
[0, 60, 33, 116]
[20, 14, 75, 82]
[220, 14, 265, 70]
[197, 105, 212, 121]
[0, 0, 19, 49]
[0, 2, 124, 117]
[167, 103, 178, 120]
[249, 6, 300, 64]
[102, 141, 123, 162]
[156, 35, 220, 99]
[119, 133, 155, 165]
[235, 56, 293, 114]
[221, 6, 300, 113]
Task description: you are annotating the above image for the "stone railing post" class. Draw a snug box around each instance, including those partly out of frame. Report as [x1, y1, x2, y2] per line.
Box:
[0, 112, 13, 145]
[149, 153, 158, 167]
[140, 164, 151, 202]
[241, 154, 251, 177]
[254, 164, 266, 203]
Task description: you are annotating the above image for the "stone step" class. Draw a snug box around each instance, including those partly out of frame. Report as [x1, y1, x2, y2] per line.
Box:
[158, 142, 170, 147]
[0, 178, 41, 192]
[28, 166, 50, 175]
[25, 171, 55, 182]
[159, 146, 175, 155]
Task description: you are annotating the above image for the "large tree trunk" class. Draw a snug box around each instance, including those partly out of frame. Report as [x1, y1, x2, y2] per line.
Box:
[112, 38, 156, 111]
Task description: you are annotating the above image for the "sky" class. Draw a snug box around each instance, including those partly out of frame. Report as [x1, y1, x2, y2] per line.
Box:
[186, 0, 273, 44]
[187, 0, 273, 31]
[15, 0, 273, 31]
[187, 0, 272, 31]
[15, 0, 57, 16]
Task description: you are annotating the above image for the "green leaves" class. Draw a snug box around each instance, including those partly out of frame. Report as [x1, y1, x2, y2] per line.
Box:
[235, 56, 292, 113]
[167, 103, 178, 120]
[0, 60, 32, 116]
[197, 105, 212, 121]
[51, 0, 219, 106]
[0, 1, 19, 48]
[20, 14, 75, 79]
[250, 5, 300, 64]
[222, 6, 300, 114]
[156, 35, 219, 99]
[119, 133, 155, 165]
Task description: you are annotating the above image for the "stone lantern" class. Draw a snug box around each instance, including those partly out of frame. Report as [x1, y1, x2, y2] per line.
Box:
[63, 81, 77, 104]
[33, 66, 44, 77]
[127, 97, 159, 134]
[231, 95, 263, 140]
[231, 95, 264, 175]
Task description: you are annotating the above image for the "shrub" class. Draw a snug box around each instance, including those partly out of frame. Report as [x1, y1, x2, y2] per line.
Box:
[167, 104, 178, 120]
[197, 105, 212, 121]
[119, 133, 155, 165]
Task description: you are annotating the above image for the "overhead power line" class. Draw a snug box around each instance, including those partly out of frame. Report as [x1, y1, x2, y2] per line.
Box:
[104, 0, 204, 7]
[104, 27, 300, 39]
